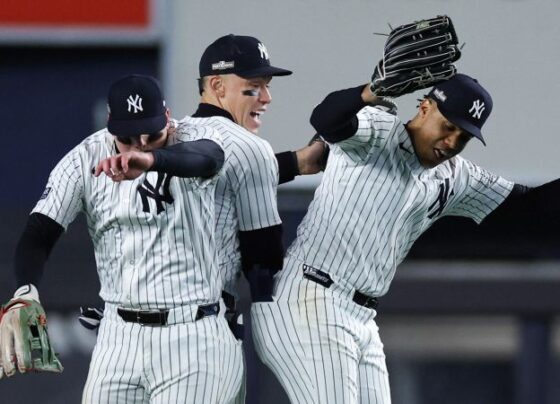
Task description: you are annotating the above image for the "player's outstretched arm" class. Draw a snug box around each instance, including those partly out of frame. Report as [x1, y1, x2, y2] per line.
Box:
[94, 150, 154, 181]
[481, 180, 560, 229]
[95, 139, 225, 181]
[0, 285, 63, 379]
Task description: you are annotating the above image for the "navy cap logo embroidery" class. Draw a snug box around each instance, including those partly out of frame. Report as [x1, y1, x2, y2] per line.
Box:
[257, 42, 269, 59]
[469, 99, 485, 119]
[127, 94, 143, 113]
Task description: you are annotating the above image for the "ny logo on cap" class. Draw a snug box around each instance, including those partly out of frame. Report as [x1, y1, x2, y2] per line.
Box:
[469, 99, 485, 119]
[127, 94, 143, 114]
[258, 43, 269, 60]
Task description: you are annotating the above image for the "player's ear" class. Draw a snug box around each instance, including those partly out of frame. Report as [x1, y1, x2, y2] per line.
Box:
[208, 75, 225, 97]
[418, 98, 431, 117]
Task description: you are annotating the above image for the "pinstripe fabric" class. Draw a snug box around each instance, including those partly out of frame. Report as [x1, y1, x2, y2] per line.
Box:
[83, 306, 243, 403]
[286, 107, 514, 298]
[33, 123, 224, 308]
[252, 257, 390, 404]
[252, 106, 514, 403]
[180, 115, 282, 293]
[180, 115, 281, 403]
[32, 123, 243, 402]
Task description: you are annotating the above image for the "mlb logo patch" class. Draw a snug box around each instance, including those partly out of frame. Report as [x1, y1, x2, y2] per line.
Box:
[40, 187, 52, 200]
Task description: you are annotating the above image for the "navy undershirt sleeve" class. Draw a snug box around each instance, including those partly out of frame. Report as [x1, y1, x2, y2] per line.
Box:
[239, 225, 284, 301]
[276, 151, 299, 185]
[14, 213, 64, 288]
[482, 180, 560, 228]
[309, 85, 368, 143]
[151, 139, 224, 178]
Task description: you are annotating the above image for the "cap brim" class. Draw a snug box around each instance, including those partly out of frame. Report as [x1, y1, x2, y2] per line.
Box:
[237, 65, 293, 78]
[107, 114, 167, 137]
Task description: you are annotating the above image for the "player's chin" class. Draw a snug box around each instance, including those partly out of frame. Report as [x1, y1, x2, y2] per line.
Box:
[245, 118, 262, 134]
[419, 155, 440, 169]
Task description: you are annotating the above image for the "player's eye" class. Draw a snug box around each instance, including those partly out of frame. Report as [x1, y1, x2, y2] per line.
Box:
[116, 132, 164, 144]
[443, 122, 456, 132]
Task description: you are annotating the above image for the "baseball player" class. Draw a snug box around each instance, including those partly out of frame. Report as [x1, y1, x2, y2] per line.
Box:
[250, 72, 560, 403]
[184, 34, 328, 403]
[79, 36, 326, 330]
[0, 75, 244, 403]
[188, 34, 325, 307]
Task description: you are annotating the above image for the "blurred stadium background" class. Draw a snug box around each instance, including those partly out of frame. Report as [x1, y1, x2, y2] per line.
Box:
[1, 1, 559, 403]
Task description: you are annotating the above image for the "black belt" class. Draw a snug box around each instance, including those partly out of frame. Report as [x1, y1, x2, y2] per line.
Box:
[302, 264, 378, 310]
[117, 302, 220, 326]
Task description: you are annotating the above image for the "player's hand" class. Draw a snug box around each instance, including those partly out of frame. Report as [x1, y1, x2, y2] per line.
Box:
[0, 285, 63, 379]
[299, 135, 330, 173]
[94, 151, 155, 182]
[297, 137, 329, 174]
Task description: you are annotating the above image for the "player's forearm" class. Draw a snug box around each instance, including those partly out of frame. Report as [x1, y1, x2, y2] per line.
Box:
[14, 213, 63, 288]
[239, 225, 284, 301]
[309, 84, 367, 143]
[151, 139, 225, 178]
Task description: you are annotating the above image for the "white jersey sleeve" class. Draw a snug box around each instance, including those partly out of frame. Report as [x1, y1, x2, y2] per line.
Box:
[229, 140, 281, 231]
[32, 146, 85, 229]
[446, 157, 514, 223]
[332, 107, 399, 162]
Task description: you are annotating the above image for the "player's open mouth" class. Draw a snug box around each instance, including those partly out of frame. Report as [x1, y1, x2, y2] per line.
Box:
[250, 111, 264, 118]
[434, 148, 449, 159]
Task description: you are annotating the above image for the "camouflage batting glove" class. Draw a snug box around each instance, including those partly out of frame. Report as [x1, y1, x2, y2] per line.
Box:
[0, 284, 63, 379]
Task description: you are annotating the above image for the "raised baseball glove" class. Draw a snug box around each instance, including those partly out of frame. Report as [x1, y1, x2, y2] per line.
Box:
[371, 15, 461, 97]
[0, 285, 63, 379]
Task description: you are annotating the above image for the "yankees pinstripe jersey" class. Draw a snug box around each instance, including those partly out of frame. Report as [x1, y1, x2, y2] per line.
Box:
[32, 121, 224, 308]
[180, 114, 282, 289]
[285, 106, 514, 297]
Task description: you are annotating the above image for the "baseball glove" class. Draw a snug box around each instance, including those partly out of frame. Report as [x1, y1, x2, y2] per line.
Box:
[371, 15, 461, 97]
[0, 285, 63, 379]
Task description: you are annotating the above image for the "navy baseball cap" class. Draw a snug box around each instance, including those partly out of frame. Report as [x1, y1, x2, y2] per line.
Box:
[107, 74, 167, 137]
[199, 34, 292, 78]
[427, 73, 492, 145]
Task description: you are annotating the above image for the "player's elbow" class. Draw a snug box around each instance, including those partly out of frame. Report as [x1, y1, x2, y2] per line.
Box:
[196, 141, 225, 177]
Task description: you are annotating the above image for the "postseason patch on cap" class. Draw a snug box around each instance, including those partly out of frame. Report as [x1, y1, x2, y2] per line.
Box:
[212, 61, 235, 71]
[433, 89, 447, 102]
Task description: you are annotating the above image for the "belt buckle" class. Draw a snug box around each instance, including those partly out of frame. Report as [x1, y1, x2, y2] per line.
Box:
[195, 303, 219, 321]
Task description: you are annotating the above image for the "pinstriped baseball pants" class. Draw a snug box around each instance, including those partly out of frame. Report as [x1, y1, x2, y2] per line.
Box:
[251, 260, 391, 403]
[82, 305, 244, 403]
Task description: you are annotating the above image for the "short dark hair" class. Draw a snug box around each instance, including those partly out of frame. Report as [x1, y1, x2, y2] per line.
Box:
[197, 77, 206, 96]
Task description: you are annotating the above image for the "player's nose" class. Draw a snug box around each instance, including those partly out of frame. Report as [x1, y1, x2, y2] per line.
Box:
[259, 86, 272, 104]
[444, 133, 460, 150]
[139, 135, 150, 147]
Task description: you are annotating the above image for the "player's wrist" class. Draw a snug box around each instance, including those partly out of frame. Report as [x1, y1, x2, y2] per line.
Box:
[144, 151, 156, 170]
[362, 84, 378, 104]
